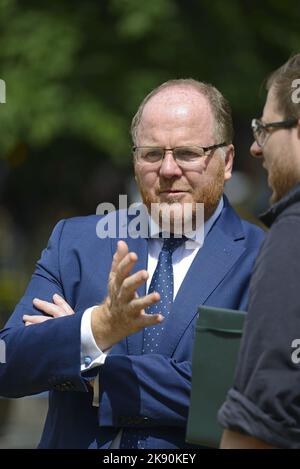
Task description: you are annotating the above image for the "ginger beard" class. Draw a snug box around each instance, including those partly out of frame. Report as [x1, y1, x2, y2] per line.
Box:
[135, 156, 226, 234]
[267, 154, 299, 204]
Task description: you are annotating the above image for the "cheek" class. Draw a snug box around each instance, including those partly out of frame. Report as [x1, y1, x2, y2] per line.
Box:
[267, 151, 282, 174]
[135, 167, 157, 191]
[184, 174, 201, 190]
[185, 163, 222, 188]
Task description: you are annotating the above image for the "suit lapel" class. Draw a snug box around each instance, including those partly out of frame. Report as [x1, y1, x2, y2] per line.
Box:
[157, 202, 246, 357]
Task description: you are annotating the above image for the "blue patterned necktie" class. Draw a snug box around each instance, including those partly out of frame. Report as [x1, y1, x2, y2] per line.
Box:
[119, 235, 186, 449]
[142, 235, 187, 354]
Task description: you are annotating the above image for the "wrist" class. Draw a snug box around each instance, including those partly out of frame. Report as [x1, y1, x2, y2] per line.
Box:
[91, 302, 113, 350]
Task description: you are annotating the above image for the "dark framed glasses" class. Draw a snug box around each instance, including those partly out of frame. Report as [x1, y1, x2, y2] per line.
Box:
[133, 143, 227, 168]
[251, 118, 298, 147]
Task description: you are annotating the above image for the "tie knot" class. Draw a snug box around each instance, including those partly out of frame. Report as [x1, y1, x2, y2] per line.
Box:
[161, 235, 186, 255]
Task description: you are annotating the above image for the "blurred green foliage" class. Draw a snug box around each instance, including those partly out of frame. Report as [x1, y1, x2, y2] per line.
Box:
[0, 272, 26, 324]
[0, 0, 299, 319]
[1, 0, 300, 166]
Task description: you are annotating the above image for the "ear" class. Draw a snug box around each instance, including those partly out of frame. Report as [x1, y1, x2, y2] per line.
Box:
[224, 144, 235, 181]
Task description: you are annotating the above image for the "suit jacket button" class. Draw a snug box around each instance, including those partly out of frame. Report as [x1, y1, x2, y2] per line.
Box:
[84, 356, 92, 367]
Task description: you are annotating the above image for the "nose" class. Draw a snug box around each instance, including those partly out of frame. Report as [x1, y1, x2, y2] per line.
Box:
[250, 140, 263, 159]
[159, 150, 183, 178]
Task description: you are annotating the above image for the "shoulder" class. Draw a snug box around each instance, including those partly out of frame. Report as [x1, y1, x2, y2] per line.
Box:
[49, 211, 145, 246]
[274, 200, 300, 224]
[250, 202, 300, 285]
[47, 215, 111, 250]
[261, 203, 300, 254]
[262, 200, 300, 250]
[221, 197, 266, 247]
[60, 214, 102, 230]
[50, 215, 103, 239]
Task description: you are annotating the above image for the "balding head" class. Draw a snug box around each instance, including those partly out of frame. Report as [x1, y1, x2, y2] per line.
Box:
[131, 79, 233, 146]
[135, 87, 216, 151]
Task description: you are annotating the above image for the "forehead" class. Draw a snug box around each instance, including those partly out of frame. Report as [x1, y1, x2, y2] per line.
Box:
[138, 87, 215, 141]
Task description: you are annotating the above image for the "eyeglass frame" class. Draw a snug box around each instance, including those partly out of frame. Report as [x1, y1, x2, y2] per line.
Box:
[251, 118, 299, 148]
[132, 142, 227, 165]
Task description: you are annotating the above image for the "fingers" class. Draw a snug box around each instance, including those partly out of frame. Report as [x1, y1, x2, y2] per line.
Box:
[110, 241, 138, 288]
[139, 312, 164, 328]
[24, 293, 74, 327]
[110, 241, 129, 274]
[23, 315, 52, 326]
[114, 254, 138, 293]
[117, 251, 138, 282]
[32, 295, 74, 318]
[119, 270, 149, 303]
[129, 292, 161, 317]
[52, 294, 75, 315]
[23, 293, 74, 326]
[32, 298, 63, 318]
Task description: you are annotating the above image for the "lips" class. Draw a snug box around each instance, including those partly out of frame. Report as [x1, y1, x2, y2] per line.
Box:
[159, 190, 188, 194]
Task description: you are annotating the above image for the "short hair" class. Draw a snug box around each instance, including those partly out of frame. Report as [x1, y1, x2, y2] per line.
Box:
[131, 78, 233, 145]
[266, 53, 300, 119]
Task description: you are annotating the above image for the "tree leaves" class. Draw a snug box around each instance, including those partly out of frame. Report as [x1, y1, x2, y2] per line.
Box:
[0, 0, 300, 164]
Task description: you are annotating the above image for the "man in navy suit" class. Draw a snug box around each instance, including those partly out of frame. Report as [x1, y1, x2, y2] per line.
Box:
[0, 79, 264, 449]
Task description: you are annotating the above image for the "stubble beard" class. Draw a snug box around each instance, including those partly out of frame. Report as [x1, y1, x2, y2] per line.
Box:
[269, 157, 299, 204]
[135, 159, 225, 232]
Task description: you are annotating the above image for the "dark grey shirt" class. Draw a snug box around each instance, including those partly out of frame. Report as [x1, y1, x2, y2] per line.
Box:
[218, 183, 300, 448]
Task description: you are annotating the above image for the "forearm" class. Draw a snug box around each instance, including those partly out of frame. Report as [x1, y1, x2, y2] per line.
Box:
[0, 313, 87, 397]
[98, 354, 191, 427]
[220, 429, 275, 449]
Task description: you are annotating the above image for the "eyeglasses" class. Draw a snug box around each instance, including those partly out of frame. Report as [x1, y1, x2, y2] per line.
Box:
[251, 118, 298, 148]
[133, 143, 227, 168]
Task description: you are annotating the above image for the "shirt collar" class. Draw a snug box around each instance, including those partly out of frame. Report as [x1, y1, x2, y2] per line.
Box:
[148, 197, 224, 246]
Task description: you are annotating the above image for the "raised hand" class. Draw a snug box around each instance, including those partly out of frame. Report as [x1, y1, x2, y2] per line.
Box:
[91, 240, 163, 350]
[23, 241, 163, 350]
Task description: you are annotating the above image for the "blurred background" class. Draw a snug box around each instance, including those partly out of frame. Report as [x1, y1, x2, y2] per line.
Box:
[0, 0, 300, 447]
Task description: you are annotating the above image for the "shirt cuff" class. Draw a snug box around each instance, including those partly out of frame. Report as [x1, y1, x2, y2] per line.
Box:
[80, 306, 108, 371]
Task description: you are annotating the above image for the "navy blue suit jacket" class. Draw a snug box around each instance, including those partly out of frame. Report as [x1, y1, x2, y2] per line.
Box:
[0, 198, 265, 448]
